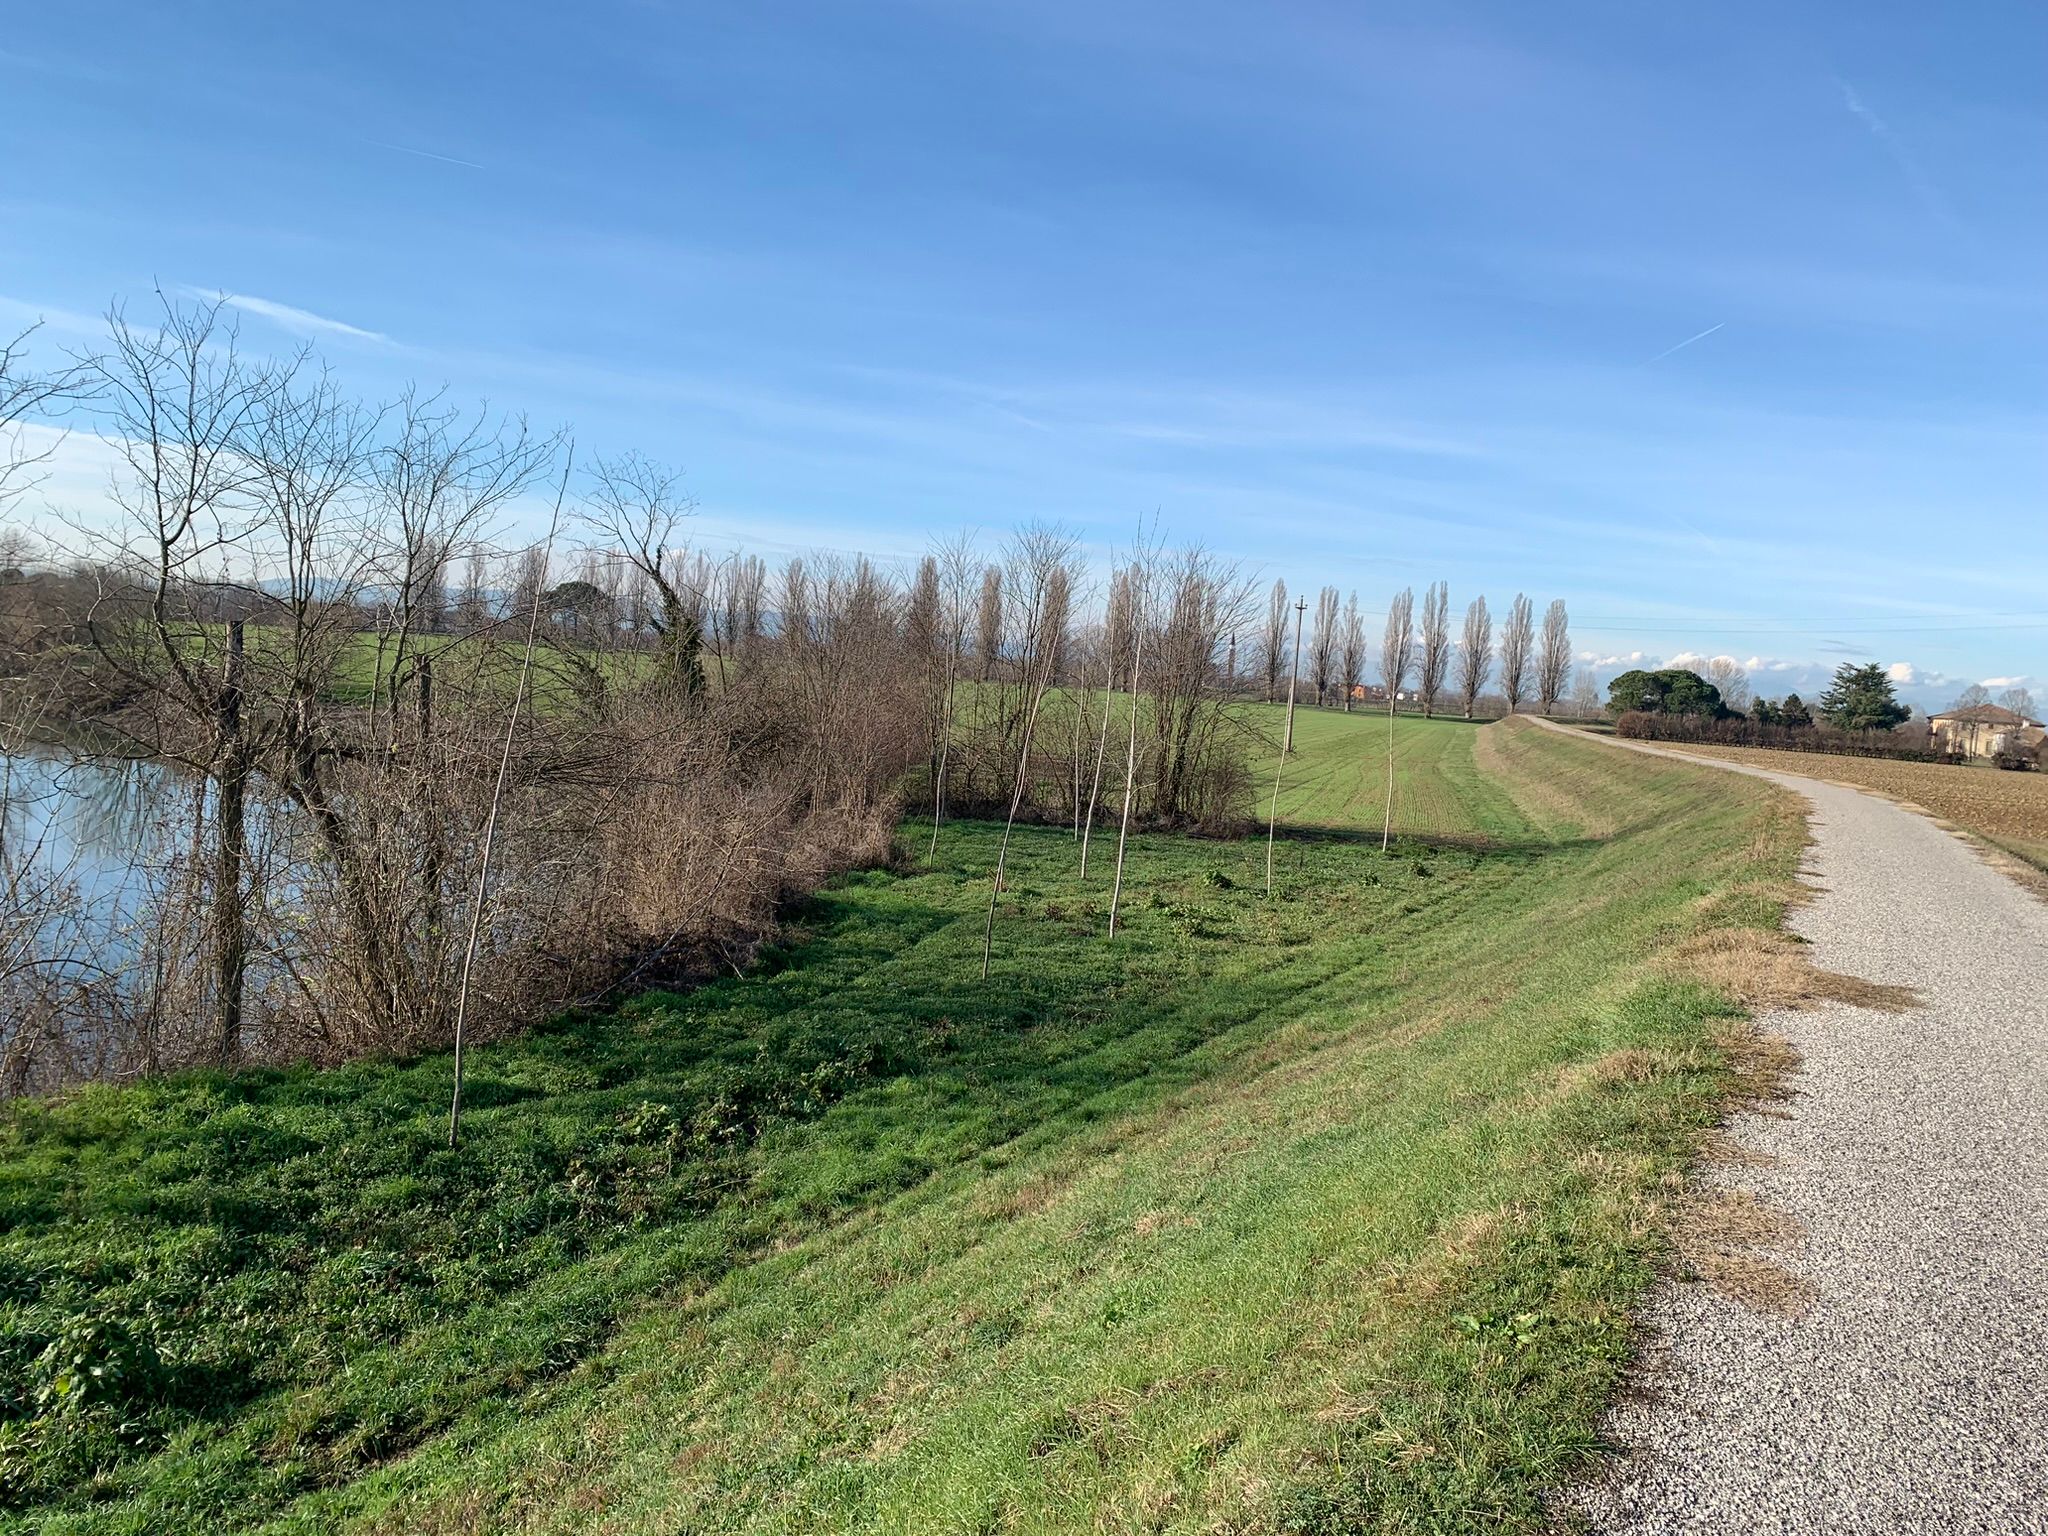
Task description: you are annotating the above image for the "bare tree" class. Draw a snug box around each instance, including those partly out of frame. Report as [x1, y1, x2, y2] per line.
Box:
[1571, 666, 1602, 716]
[1457, 595, 1492, 719]
[1379, 588, 1414, 851]
[580, 452, 706, 698]
[1950, 682, 1991, 710]
[1998, 685, 2037, 720]
[1079, 565, 1134, 879]
[371, 392, 550, 739]
[1107, 563, 1149, 938]
[73, 296, 293, 1061]
[453, 542, 491, 632]
[980, 524, 1076, 802]
[1536, 599, 1571, 716]
[1258, 578, 1289, 702]
[1142, 547, 1257, 827]
[1338, 592, 1366, 713]
[724, 553, 767, 655]
[1, 322, 91, 511]
[17, 291, 963, 1094]
[1308, 585, 1340, 706]
[1266, 595, 1306, 896]
[1704, 655, 1751, 713]
[916, 536, 977, 860]
[1417, 581, 1450, 717]
[974, 564, 1004, 686]
[981, 568, 1066, 978]
[1498, 594, 1534, 714]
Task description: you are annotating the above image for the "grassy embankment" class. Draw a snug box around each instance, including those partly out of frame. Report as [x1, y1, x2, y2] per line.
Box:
[1, 710, 1805, 1534]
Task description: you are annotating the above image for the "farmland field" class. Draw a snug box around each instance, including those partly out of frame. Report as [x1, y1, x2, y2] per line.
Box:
[2, 712, 1807, 1535]
[1641, 740, 2048, 877]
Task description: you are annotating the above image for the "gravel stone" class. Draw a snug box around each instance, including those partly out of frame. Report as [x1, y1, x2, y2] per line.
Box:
[1562, 728, 2048, 1534]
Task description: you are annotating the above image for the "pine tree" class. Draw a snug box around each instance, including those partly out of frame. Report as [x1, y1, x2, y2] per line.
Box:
[1817, 664, 1907, 732]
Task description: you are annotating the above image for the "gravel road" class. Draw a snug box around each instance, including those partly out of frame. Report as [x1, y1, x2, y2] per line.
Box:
[1558, 726, 2048, 1534]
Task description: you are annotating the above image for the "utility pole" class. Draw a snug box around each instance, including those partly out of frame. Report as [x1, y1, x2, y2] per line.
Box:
[1283, 599, 1305, 753]
[1267, 597, 1307, 896]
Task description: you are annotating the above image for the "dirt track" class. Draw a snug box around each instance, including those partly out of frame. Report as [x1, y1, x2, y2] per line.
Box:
[1555, 722, 2048, 1534]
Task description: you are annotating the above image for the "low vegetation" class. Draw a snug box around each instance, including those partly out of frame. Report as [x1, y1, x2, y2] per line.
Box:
[1614, 710, 1963, 765]
[3, 712, 1811, 1533]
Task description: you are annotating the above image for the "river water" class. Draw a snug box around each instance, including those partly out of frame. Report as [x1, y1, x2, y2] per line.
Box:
[1, 747, 185, 934]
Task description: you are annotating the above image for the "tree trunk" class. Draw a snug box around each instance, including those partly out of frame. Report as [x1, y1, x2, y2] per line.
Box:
[416, 655, 446, 944]
[211, 620, 248, 1064]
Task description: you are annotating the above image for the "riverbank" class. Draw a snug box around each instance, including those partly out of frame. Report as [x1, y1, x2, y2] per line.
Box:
[3, 714, 1805, 1533]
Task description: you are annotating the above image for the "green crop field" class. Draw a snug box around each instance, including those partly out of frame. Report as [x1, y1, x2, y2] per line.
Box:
[0, 712, 1805, 1535]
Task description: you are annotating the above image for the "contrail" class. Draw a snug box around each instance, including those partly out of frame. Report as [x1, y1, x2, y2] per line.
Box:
[1648, 321, 1724, 364]
[364, 138, 485, 171]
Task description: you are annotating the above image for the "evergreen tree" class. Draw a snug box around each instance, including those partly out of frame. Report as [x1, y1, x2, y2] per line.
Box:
[1778, 692, 1813, 728]
[1605, 667, 1725, 717]
[1816, 664, 1907, 731]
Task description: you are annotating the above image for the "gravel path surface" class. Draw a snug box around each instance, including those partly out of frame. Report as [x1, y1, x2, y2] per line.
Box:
[1555, 725, 2048, 1534]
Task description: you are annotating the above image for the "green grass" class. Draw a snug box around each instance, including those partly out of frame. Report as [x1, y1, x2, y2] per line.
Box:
[0, 712, 1805, 1534]
[114, 623, 661, 712]
[1256, 705, 1514, 839]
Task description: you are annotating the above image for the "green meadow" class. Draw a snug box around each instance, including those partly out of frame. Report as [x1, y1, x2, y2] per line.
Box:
[0, 709, 1803, 1534]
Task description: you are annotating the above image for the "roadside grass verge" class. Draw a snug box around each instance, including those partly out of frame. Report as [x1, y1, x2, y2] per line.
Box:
[1, 715, 1806, 1533]
[1638, 738, 2048, 879]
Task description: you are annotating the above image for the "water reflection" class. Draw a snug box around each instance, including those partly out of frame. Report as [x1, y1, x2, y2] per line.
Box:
[1, 748, 185, 926]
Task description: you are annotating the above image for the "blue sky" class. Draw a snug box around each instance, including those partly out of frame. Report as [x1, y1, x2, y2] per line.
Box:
[3, 0, 2043, 705]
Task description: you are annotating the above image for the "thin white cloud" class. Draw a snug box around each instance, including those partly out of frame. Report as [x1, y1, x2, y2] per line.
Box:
[362, 138, 485, 172]
[1834, 76, 1957, 229]
[1980, 675, 2031, 689]
[192, 289, 389, 344]
[1646, 321, 1724, 365]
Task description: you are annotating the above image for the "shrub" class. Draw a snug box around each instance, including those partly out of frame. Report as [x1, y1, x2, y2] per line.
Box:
[1613, 711, 1964, 764]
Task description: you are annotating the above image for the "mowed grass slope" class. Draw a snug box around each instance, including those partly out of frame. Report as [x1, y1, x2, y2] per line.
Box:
[0, 713, 1804, 1535]
[1259, 706, 1517, 841]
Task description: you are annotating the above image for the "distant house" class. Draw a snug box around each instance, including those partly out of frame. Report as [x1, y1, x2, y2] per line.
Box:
[1927, 704, 2045, 760]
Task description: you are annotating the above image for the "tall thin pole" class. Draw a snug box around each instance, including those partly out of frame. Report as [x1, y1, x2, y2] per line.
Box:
[1107, 593, 1148, 938]
[1266, 597, 1306, 896]
[449, 452, 569, 1149]
[1382, 687, 1398, 852]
